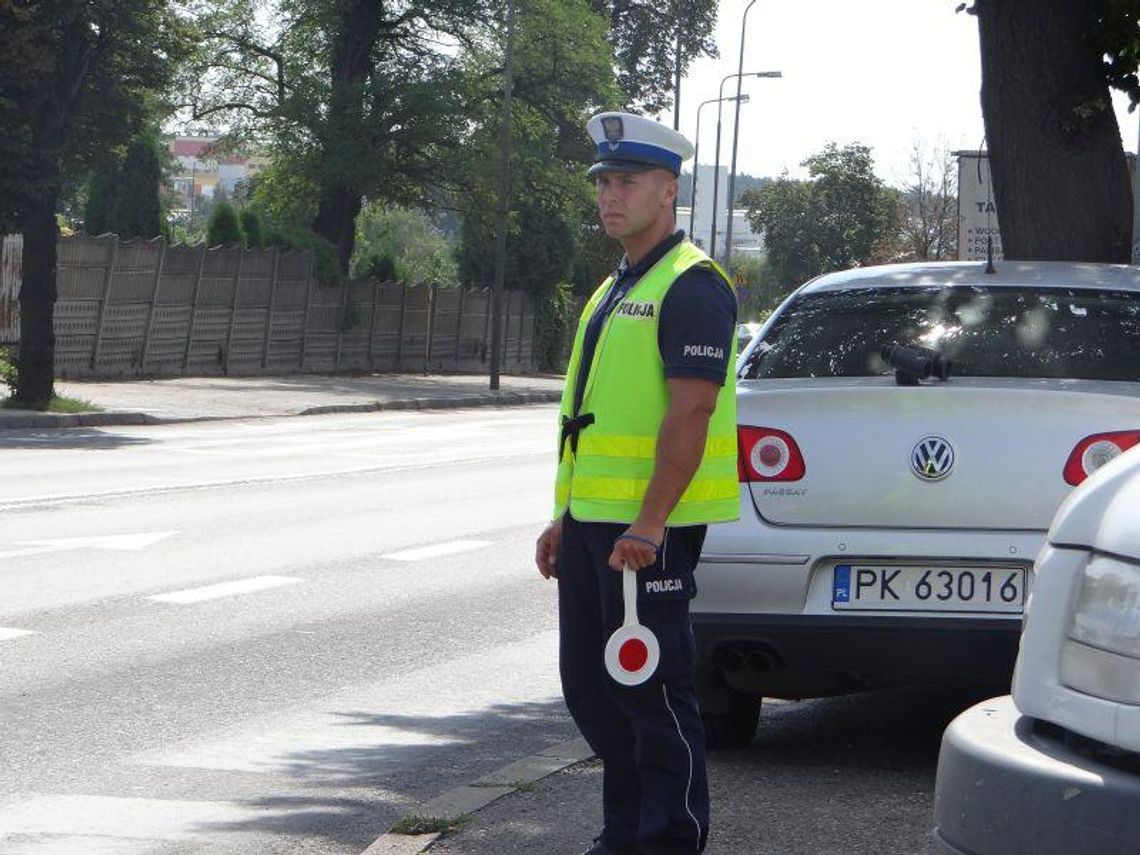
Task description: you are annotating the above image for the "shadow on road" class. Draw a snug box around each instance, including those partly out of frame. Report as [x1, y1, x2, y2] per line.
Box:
[191, 698, 574, 850]
[0, 428, 156, 450]
[746, 683, 1000, 770]
[426, 685, 1003, 855]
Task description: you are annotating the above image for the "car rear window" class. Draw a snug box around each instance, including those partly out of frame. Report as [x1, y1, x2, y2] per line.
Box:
[741, 285, 1140, 381]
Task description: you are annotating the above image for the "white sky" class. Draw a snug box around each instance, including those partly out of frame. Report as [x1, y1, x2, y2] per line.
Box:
[659, 0, 1139, 184]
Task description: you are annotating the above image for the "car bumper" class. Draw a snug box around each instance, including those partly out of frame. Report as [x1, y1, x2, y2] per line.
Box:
[934, 695, 1140, 855]
[693, 613, 1019, 698]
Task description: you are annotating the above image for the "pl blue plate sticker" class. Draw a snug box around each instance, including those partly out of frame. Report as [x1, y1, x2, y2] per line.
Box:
[833, 565, 851, 603]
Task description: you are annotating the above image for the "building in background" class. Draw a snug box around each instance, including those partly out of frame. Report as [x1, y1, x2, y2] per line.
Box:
[681, 164, 764, 259]
[169, 136, 264, 221]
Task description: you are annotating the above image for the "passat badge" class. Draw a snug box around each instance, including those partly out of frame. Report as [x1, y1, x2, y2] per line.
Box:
[911, 436, 954, 481]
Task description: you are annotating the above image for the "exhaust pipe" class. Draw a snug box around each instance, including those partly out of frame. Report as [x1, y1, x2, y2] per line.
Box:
[746, 650, 774, 673]
[715, 646, 747, 673]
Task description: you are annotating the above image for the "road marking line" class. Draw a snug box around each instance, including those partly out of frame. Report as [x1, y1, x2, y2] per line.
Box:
[147, 575, 302, 604]
[382, 540, 493, 562]
[0, 452, 549, 511]
[0, 627, 34, 641]
[0, 532, 175, 561]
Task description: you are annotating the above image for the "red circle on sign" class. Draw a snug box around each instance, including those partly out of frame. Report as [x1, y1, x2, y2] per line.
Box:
[618, 638, 649, 672]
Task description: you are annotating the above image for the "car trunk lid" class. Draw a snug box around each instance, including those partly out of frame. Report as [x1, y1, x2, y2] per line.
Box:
[738, 377, 1140, 530]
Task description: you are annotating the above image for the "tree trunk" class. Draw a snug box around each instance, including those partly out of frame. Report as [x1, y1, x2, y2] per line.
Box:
[312, 184, 364, 274]
[310, 0, 385, 274]
[977, 0, 1132, 262]
[16, 194, 59, 408]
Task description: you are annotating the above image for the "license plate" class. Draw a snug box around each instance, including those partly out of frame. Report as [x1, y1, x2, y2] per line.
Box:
[832, 565, 1026, 613]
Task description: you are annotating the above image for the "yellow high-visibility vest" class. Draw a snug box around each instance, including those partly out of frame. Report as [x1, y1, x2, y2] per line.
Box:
[553, 240, 739, 525]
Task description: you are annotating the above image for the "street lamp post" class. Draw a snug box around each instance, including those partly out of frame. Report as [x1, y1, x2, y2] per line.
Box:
[709, 70, 782, 259]
[489, 0, 516, 391]
[690, 94, 748, 242]
[724, 3, 782, 273]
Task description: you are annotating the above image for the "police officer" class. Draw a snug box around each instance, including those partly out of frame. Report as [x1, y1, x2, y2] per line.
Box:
[534, 112, 739, 855]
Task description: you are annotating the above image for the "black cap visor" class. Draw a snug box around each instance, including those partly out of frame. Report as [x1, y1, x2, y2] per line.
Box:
[587, 159, 677, 179]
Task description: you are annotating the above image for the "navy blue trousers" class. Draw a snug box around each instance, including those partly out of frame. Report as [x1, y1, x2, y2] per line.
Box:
[557, 514, 709, 855]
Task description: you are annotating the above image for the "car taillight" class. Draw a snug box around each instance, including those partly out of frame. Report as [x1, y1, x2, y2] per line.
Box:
[1063, 431, 1140, 486]
[738, 426, 806, 482]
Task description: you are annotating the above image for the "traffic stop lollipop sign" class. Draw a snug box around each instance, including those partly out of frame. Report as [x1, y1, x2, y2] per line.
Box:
[604, 566, 660, 686]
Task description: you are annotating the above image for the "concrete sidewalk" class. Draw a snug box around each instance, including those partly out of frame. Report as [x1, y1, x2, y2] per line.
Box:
[0, 373, 565, 429]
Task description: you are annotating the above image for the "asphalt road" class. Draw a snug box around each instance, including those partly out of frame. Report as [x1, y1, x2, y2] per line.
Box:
[0, 406, 994, 855]
[0, 407, 573, 855]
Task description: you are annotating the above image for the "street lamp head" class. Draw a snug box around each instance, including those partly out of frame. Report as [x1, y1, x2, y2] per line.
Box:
[752, 71, 783, 78]
[734, 94, 751, 104]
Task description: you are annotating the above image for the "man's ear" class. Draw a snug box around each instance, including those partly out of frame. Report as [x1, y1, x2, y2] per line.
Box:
[663, 175, 679, 205]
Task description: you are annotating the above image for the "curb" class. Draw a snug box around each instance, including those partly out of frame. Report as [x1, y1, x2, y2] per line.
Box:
[297, 391, 562, 417]
[362, 737, 594, 854]
[0, 391, 562, 431]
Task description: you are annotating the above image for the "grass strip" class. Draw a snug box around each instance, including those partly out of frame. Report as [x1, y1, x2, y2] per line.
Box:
[390, 813, 468, 836]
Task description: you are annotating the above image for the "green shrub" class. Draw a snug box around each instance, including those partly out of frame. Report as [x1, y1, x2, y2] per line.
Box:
[84, 170, 118, 236]
[82, 125, 168, 240]
[0, 346, 16, 397]
[207, 201, 243, 247]
[264, 222, 342, 287]
[239, 207, 265, 248]
[351, 203, 457, 286]
[535, 282, 577, 372]
[360, 250, 406, 283]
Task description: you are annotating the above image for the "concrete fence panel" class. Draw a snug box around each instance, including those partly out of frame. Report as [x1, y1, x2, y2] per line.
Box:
[36, 234, 538, 379]
[369, 282, 405, 371]
[266, 251, 309, 371]
[428, 286, 462, 370]
[457, 288, 491, 372]
[146, 244, 200, 375]
[56, 235, 115, 376]
[1, 234, 21, 345]
[398, 285, 432, 373]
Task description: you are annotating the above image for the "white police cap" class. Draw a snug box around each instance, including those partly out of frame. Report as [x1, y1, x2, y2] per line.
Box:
[586, 111, 694, 178]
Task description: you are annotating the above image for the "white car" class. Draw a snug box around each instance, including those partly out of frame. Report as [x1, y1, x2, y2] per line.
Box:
[933, 444, 1140, 854]
[693, 260, 1140, 748]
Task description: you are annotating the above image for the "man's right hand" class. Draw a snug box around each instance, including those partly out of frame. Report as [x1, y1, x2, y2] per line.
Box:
[535, 518, 563, 580]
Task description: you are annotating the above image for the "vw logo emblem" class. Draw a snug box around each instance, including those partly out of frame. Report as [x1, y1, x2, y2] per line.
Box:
[912, 436, 955, 481]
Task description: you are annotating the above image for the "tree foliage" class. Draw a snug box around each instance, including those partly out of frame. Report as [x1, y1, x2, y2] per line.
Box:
[897, 142, 957, 262]
[179, 0, 717, 282]
[0, 2, 184, 230]
[83, 125, 170, 240]
[0, 0, 187, 406]
[352, 203, 458, 286]
[455, 0, 619, 296]
[178, 0, 492, 271]
[207, 200, 243, 246]
[588, 0, 720, 113]
[239, 206, 265, 247]
[741, 143, 901, 297]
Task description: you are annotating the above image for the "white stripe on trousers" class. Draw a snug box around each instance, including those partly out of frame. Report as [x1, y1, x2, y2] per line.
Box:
[661, 684, 701, 848]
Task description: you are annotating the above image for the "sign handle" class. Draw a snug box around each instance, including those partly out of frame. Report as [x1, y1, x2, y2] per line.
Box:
[622, 566, 638, 627]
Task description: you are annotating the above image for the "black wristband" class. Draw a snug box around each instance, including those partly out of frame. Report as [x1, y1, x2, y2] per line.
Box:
[615, 533, 661, 551]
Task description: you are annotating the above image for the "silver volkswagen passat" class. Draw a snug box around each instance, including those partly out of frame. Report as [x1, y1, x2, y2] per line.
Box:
[693, 260, 1140, 748]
